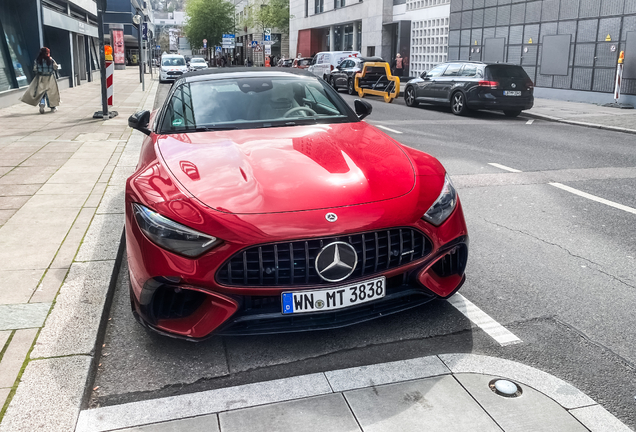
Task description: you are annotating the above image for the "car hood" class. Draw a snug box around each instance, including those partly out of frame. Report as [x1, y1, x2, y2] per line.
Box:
[157, 122, 416, 214]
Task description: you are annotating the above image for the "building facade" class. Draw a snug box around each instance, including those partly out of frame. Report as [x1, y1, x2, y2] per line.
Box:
[0, 0, 100, 105]
[289, 0, 450, 77]
[235, 0, 290, 66]
[103, 0, 154, 66]
[448, 0, 636, 104]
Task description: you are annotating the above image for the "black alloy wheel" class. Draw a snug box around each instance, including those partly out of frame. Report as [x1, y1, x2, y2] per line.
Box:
[405, 87, 418, 107]
[330, 76, 337, 90]
[503, 110, 522, 118]
[347, 78, 355, 95]
[451, 91, 468, 116]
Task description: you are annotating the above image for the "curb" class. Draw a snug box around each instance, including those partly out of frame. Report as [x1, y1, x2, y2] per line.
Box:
[0, 79, 159, 432]
[75, 353, 633, 432]
[523, 111, 636, 135]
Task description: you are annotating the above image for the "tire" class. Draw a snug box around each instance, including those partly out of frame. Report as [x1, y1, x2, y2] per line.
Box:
[347, 78, 356, 95]
[450, 91, 468, 116]
[330, 76, 337, 90]
[405, 87, 418, 107]
[503, 109, 522, 118]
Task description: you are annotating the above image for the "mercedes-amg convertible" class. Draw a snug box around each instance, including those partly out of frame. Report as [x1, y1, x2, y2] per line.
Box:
[126, 68, 468, 340]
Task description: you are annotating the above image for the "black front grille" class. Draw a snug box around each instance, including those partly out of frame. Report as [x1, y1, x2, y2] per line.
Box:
[217, 228, 433, 287]
[150, 285, 207, 321]
[432, 244, 468, 278]
[167, 71, 183, 76]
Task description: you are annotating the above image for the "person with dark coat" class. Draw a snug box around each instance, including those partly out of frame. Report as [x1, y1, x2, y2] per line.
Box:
[20, 47, 60, 113]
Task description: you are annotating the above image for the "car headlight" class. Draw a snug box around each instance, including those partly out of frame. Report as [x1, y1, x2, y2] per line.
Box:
[422, 174, 457, 226]
[133, 203, 221, 257]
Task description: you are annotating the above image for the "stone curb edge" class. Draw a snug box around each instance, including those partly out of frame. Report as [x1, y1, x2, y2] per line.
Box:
[523, 111, 636, 135]
[76, 353, 633, 432]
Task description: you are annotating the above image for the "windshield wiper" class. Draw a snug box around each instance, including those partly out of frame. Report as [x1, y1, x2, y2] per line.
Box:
[195, 126, 238, 131]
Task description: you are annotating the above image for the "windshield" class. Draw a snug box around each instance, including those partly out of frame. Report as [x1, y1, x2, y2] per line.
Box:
[162, 58, 186, 66]
[191, 58, 205, 63]
[160, 76, 357, 133]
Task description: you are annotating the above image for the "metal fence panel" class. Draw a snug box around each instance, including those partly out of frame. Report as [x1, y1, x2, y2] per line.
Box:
[577, 19, 599, 42]
[508, 44, 522, 63]
[524, 24, 540, 44]
[497, 5, 511, 26]
[462, 11, 473, 28]
[574, 43, 595, 66]
[509, 25, 524, 44]
[597, 17, 621, 41]
[525, 1, 542, 23]
[600, 0, 624, 16]
[560, 0, 580, 20]
[484, 7, 497, 26]
[496, 26, 510, 38]
[473, 8, 485, 27]
[580, 0, 601, 18]
[522, 44, 538, 65]
[542, 0, 560, 21]
[511, 3, 525, 24]
[572, 67, 593, 89]
[592, 67, 615, 91]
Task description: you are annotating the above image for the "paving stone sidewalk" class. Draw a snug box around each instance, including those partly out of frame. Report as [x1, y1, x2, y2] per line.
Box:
[0, 69, 156, 427]
[526, 97, 636, 133]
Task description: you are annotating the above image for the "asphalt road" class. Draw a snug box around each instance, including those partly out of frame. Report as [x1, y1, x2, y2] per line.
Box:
[90, 81, 636, 428]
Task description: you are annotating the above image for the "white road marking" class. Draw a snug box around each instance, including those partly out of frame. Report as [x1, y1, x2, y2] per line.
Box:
[526, 119, 534, 125]
[488, 163, 522, 173]
[549, 183, 636, 215]
[376, 125, 403, 134]
[447, 293, 522, 346]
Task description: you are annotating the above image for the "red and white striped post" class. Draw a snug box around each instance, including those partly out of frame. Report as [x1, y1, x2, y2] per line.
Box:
[104, 45, 114, 106]
[614, 51, 624, 103]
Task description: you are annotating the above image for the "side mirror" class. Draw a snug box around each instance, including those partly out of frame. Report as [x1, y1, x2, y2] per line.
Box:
[420, 71, 428, 79]
[354, 99, 372, 120]
[128, 110, 151, 136]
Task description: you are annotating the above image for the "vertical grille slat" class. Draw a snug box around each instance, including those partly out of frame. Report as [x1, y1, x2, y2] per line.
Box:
[218, 228, 432, 287]
[304, 241, 310, 285]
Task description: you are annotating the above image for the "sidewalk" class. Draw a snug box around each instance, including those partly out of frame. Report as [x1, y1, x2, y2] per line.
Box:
[75, 354, 633, 432]
[526, 97, 636, 134]
[0, 69, 157, 429]
[0, 77, 634, 432]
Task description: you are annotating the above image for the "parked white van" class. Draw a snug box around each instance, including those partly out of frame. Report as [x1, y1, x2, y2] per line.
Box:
[308, 51, 361, 81]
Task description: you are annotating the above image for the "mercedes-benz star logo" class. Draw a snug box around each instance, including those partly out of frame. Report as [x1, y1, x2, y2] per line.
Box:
[325, 212, 338, 222]
[315, 241, 358, 282]
[511, 83, 516, 88]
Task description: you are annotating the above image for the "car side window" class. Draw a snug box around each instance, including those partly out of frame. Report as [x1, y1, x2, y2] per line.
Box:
[460, 64, 478, 77]
[442, 63, 463, 76]
[426, 64, 447, 78]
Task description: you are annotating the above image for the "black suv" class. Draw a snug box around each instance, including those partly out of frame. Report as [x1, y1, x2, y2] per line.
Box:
[404, 62, 534, 117]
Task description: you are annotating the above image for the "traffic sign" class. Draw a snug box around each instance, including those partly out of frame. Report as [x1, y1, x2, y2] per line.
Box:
[222, 33, 235, 48]
[250, 40, 258, 48]
[215, 46, 222, 53]
[254, 45, 263, 52]
[264, 28, 271, 42]
[142, 23, 148, 41]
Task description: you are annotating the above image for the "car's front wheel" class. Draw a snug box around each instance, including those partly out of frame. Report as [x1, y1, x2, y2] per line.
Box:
[405, 87, 418, 107]
[503, 109, 522, 117]
[451, 91, 468, 116]
[329, 76, 337, 90]
[347, 78, 356, 95]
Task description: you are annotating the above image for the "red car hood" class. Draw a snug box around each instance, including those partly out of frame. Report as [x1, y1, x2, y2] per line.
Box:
[157, 122, 416, 214]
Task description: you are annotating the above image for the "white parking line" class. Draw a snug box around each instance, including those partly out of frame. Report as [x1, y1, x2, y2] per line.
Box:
[526, 119, 534, 125]
[447, 293, 522, 346]
[549, 183, 636, 215]
[376, 125, 403, 134]
[488, 163, 522, 173]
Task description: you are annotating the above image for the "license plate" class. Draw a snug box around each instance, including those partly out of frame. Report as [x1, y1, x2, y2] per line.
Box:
[503, 91, 521, 96]
[281, 276, 386, 314]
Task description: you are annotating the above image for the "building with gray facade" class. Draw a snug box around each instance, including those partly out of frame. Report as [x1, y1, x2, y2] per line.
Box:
[448, 0, 636, 104]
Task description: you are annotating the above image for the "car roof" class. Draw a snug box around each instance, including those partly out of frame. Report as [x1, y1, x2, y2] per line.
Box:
[180, 67, 316, 83]
[441, 60, 525, 67]
[162, 54, 184, 58]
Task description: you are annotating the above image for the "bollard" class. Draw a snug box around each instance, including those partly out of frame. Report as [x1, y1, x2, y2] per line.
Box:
[105, 45, 114, 106]
[614, 51, 624, 103]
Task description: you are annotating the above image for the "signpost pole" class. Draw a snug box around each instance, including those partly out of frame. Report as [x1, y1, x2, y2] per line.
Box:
[96, 0, 109, 119]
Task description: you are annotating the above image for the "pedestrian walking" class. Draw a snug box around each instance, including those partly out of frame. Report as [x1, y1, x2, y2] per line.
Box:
[20, 47, 60, 113]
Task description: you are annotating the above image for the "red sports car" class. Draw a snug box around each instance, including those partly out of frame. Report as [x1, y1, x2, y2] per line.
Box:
[126, 68, 468, 340]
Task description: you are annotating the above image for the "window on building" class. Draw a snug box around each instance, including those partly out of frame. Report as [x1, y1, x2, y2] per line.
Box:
[315, 0, 324, 13]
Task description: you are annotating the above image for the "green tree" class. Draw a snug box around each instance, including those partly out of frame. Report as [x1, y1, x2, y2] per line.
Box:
[184, 0, 235, 50]
[244, 0, 290, 34]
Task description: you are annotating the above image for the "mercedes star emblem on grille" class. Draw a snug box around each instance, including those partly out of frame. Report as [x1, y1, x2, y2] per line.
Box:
[315, 241, 358, 282]
[325, 212, 338, 222]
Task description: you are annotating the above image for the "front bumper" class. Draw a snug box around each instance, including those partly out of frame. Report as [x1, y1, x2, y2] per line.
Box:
[126, 201, 469, 341]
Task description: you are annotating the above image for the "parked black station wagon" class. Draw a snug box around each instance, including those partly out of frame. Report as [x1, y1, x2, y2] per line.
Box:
[404, 61, 534, 117]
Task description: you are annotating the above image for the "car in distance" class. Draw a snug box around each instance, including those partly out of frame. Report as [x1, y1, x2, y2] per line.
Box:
[189, 57, 208, 71]
[159, 54, 188, 83]
[404, 61, 534, 117]
[329, 56, 386, 95]
[126, 68, 469, 340]
[308, 51, 361, 81]
[292, 57, 313, 70]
